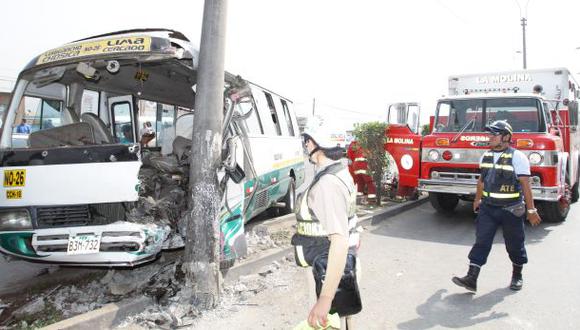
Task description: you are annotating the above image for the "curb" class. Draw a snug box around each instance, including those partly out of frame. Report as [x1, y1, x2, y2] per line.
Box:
[368, 195, 428, 226]
[41, 197, 427, 329]
[42, 296, 152, 330]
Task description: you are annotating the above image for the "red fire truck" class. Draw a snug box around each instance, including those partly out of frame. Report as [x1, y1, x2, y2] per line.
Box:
[387, 68, 580, 223]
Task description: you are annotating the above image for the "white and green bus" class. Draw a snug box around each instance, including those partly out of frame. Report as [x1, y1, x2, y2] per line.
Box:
[0, 29, 305, 267]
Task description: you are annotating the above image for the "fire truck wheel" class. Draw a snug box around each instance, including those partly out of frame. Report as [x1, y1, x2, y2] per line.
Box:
[281, 177, 296, 215]
[538, 200, 569, 223]
[428, 192, 459, 213]
[572, 182, 579, 203]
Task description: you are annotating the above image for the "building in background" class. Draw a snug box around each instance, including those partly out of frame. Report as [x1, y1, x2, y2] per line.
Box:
[0, 77, 15, 127]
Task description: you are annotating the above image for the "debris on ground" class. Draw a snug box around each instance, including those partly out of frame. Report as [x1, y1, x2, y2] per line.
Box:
[0, 222, 291, 329]
[118, 252, 297, 329]
[0, 299, 9, 319]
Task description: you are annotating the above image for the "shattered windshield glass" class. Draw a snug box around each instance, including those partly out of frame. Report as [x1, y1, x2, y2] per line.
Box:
[434, 98, 544, 133]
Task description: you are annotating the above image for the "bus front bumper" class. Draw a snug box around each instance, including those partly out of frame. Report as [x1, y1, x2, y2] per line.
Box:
[0, 222, 168, 267]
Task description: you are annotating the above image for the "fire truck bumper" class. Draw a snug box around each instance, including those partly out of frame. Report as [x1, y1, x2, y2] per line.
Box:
[418, 179, 562, 201]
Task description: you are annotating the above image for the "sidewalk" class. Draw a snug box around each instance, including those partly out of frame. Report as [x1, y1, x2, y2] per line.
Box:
[40, 196, 427, 330]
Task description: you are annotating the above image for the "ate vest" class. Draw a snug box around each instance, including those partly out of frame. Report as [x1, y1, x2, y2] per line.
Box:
[291, 162, 359, 267]
[480, 147, 522, 206]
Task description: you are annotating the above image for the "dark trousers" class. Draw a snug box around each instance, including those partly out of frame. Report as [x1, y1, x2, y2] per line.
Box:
[468, 202, 528, 266]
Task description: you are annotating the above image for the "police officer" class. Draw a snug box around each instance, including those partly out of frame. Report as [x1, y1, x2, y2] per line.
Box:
[292, 127, 361, 329]
[452, 120, 541, 292]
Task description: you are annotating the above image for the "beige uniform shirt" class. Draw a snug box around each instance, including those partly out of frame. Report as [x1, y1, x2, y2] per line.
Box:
[307, 161, 351, 237]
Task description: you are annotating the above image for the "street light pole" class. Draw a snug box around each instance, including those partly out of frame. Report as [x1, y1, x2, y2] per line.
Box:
[515, 0, 530, 69]
[521, 17, 527, 69]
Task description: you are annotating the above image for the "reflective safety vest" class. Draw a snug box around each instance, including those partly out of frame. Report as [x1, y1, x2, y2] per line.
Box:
[291, 162, 359, 267]
[480, 147, 522, 206]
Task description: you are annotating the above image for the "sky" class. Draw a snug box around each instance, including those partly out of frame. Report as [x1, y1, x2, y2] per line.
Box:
[1, 0, 580, 130]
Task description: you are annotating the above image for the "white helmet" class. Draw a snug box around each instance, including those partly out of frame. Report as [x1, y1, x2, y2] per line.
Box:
[302, 117, 337, 149]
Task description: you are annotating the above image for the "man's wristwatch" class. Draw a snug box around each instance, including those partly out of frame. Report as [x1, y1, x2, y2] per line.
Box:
[527, 208, 538, 214]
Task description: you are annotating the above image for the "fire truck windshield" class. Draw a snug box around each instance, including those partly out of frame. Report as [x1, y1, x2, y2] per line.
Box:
[434, 98, 545, 133]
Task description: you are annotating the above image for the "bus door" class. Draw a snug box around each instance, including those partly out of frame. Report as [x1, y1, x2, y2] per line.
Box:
[386, 102, 422, 197]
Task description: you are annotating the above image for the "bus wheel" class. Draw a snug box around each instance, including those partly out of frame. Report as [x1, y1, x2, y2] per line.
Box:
[281, 178, 296, 215]
[538, 198, 569, 223]
[429, 192, 459, 213]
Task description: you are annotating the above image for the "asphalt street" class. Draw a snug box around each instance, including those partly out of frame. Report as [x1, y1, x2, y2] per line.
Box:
[187, 199, 580, 330]
[360, 200, 580, 329]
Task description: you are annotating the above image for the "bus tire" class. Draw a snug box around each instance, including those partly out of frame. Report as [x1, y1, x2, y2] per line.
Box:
[538, 200, 569, 223]
[281, 178, 296, 215]
[429, 192, 459, 213]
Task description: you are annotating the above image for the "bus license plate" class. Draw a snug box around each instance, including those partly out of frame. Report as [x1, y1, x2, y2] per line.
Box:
[3, 169, 26, 187]
[67, 234, 101, 255]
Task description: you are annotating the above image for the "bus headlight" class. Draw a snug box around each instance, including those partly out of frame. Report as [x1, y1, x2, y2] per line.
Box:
[428, 150, 439, 161]
[528, 152, 543, 165]
[0, 209, 32, 231]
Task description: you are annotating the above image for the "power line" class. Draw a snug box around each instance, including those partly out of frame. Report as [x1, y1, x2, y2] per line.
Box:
[315, 102, 382, 118]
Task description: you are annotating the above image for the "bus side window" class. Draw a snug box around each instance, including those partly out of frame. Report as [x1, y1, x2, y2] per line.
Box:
[253, 90, 277, 136]
[111, 102, 134, 144]
[263, 92, 282, 136]
[11, 96, 63, 148]
[280, 99, 294, 136]
[237, 101, 263, 135]
[137, 100, 158, 147]
[158, 103, 176, 148]
[15, 96, 63, 132]
[81, 90, 100, 116]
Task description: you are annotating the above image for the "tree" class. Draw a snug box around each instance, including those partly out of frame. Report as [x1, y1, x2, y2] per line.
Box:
[353, 122, 389, 206]
[421, 123, 431, 136]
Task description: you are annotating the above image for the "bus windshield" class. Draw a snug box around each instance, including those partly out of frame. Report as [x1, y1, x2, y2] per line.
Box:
[434, 98, 544, 133]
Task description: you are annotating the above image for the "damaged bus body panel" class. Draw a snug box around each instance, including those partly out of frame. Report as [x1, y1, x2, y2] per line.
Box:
[0, 29, 304, 267]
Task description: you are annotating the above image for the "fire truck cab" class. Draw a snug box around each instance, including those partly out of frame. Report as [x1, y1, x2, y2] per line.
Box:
[418, 68, 580, 222]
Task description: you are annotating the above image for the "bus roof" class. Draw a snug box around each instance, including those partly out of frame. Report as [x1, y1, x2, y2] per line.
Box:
[23, 29, 199, 72]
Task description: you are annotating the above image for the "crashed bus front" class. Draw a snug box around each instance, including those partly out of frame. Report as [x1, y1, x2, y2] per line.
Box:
[0, 29, 304, 267]
[0, 29, 200, 266]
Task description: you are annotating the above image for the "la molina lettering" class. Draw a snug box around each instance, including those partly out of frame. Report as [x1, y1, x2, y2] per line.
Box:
[386, 137, 414, 145]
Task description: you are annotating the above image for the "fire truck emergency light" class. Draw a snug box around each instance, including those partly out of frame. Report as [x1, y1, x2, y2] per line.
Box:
[436, 138, 450, 146]
[516, 139, 534, 148]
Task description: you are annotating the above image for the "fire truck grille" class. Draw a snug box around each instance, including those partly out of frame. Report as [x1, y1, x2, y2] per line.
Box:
[437, 172, 480, 181]
[36, 205, 91, 228]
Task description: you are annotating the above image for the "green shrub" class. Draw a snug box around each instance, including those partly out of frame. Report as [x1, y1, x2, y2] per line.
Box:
[353, 122, 389, 205]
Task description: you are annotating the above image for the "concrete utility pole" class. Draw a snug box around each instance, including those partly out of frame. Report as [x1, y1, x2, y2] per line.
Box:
[184, 0, 228, 309]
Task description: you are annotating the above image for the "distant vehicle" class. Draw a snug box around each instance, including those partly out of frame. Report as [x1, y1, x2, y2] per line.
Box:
[0, 29, 304, 267]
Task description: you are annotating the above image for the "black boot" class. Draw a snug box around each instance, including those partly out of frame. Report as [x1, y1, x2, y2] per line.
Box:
[510, 264, 523, 290]
[452, 264, 480, 292]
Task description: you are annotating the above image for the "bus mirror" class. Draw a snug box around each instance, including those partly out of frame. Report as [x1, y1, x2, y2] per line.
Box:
[226, 163, 245, 184]
[223, 136, 245, 183]
[569, 101, 579, 126]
